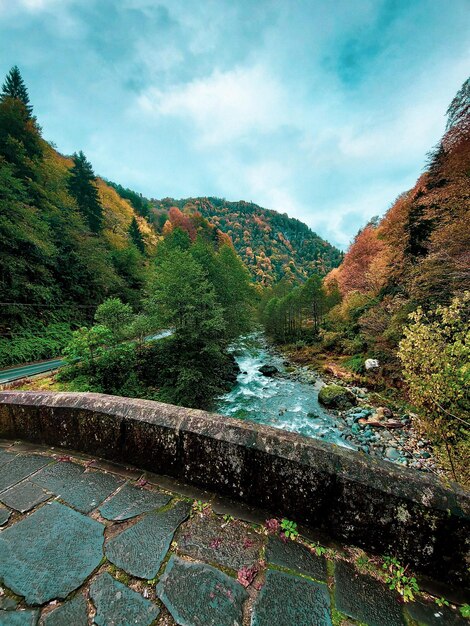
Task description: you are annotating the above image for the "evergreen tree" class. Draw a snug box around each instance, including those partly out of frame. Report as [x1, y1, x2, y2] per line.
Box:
[67, 151, 103, 233]
[128, 216, 145, 253]
[1, 66, 33, 116]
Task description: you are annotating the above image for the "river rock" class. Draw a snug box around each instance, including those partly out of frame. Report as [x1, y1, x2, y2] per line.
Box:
[318, 384, 357, 410]
[364, 358, 380, 371]
[373, 407, 393, 421]
[259, 365, 279, 377]
[385, 447, 401, 461]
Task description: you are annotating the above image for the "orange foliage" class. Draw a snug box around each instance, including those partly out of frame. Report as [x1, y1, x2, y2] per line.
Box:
[168, 207, 197, 241]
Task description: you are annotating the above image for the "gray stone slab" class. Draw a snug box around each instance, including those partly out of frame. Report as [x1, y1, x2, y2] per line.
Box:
[0, 505, 11, 526]
[407, 600, 467, 625]
[335, 560, 405, 626]
[0, 610, 39, 625]
[105, 500, 190, 579]
[33, 462, 123, 513]
[42, 594, 88, 626]
[0, 481, 50, 513]
[177, 515, 262, 570]
[0, 450, 17, 467]
[90, 572, 159, 626]
[251, 569, 331, 626]
[157, 555, 248, 626]
[0, 501, 104, 604]
[266, 536, 327, 581]
[99, 483, 171, 521]
[0, 455, 50, 493]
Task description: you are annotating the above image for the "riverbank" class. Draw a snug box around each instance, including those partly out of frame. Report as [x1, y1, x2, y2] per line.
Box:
[276, 342, 440, 475]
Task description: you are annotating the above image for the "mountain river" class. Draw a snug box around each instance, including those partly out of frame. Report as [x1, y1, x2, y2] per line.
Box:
[217, 332, 354, 449]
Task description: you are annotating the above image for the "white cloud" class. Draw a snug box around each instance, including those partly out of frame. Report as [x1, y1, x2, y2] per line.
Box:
[137, 64, 294, 145]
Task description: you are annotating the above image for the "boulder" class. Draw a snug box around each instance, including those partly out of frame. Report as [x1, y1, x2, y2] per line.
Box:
[318, 384, 357, 410]
[259, 365, 279, 377]
[364, 358, 380, 371]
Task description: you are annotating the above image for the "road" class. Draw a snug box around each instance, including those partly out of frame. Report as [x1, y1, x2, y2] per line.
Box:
[0, 330, 172, 385]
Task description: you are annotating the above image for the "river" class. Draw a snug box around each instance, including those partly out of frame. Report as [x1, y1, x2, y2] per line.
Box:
[216, 332, 354, 448]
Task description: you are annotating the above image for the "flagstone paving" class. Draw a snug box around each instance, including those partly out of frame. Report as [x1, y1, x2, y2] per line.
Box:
[0, 443, 466, 626]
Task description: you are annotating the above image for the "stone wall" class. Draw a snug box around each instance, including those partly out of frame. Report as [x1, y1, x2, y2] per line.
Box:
[0, 390, 469, 590]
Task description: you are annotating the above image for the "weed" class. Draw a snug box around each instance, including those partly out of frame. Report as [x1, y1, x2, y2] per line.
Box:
[382, 556, 419, 603]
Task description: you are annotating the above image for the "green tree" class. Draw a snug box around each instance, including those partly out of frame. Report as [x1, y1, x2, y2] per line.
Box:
[146, 248, 230, 408]
[67, 151, 103, 233]
[1, 66, 33, 116]
[128, 216, 145, 253]
[64, 325, 113, 373]
[94, 297, 134, 341]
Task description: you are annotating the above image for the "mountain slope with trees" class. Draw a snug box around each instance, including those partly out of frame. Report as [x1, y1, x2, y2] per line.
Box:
[151, 197, 342, 285]
[0, 66, 156, 366]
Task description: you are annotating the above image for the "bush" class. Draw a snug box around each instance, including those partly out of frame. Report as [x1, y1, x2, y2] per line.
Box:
[0, 323, 73, 368]
[344, 354, 366, 374]
[398, 292, 470, 485]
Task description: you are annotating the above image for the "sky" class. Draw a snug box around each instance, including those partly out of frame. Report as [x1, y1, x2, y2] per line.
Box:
[0, 0, 468, 249]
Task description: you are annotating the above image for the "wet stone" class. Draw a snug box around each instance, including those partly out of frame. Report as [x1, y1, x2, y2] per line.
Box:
[0, 610, 39, 625]
[177, 515, 263, 570]
[42, 594, 88, 626]
[407, 600, 468, 625]
[0, 455, 50, 493]
[0, 480, 50, 513]
[265, 536, 327, 581]
[335, 560, 405, 626]
[0, 501, 104, 604]
[251, 569, 332, 626]
[99, 483, 171, 521]
[89, 572, 159, 626]
[0, 450, 16, 467]
[156, 555, 248, 626]
[0, 597, 18, 610]
[34, 462, 123, 513]
[0, 505, 11, 526]
[105, 500, 190, 579]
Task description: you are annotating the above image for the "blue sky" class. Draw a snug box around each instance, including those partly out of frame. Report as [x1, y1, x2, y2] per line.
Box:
[1, 0, 468, 248]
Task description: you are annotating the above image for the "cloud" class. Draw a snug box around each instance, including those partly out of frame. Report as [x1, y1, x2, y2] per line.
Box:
[137, 64, 294, 145]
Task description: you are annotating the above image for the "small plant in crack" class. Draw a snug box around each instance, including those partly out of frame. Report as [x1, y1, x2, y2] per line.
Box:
[382, 556, 419, 602]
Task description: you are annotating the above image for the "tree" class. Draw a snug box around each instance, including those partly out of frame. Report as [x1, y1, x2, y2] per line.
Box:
[94, 297, 134, 341]
[67, 151, 103, 233]
[1, 66, 33, 116]
[146, 248, 230, 408]
[128, 216, 145, 253]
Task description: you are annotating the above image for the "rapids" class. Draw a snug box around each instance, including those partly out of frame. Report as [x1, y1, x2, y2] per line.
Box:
[217, 332, 354, 448]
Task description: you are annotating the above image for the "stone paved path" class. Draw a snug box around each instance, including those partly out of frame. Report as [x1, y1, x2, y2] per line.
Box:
[0, 441, 466, 626]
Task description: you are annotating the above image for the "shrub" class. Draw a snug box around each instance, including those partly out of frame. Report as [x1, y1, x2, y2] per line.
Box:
[398, 292, 470, 484]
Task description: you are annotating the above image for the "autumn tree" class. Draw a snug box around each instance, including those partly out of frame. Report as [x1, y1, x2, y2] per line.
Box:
[67, 151, 103, 233]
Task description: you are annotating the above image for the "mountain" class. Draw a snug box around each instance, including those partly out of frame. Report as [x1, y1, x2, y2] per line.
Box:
[151, 197, 342, 285]
[324, 77, 469, 358]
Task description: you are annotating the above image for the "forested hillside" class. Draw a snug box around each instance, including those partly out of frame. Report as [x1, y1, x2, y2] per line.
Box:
[152, 197, 342, 285]
[0, 67, 155, 366]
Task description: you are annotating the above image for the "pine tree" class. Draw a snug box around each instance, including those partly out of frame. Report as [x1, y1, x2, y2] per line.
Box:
[1, 66, 33, 116]
[128, 216, 145, 253]
[67, 151, 103, 233]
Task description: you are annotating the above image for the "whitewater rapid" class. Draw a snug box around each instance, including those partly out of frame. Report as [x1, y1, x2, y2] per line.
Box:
[216, 333, 353, 448]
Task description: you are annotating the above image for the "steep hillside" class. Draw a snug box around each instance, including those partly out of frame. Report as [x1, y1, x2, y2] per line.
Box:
[327, 77, 469, 313]
[152, 197, 342, 285]
[0, 69, 157, 365]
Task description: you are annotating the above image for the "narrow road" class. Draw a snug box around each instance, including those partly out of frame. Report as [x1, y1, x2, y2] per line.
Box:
[0, 359, 64, 384]
[0, 330, 172, 385]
